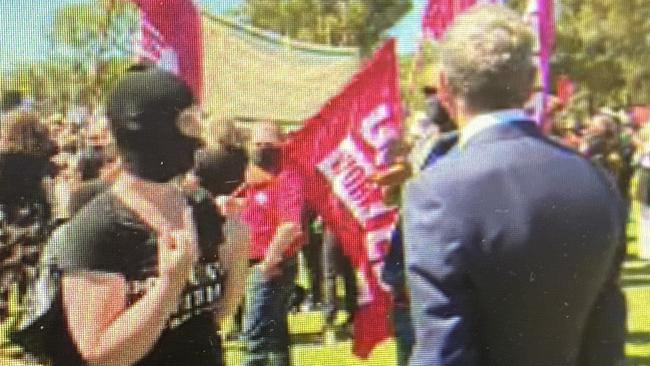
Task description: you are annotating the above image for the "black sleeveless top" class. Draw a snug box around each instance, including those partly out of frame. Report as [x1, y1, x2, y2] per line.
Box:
[50, 190, 226, 366]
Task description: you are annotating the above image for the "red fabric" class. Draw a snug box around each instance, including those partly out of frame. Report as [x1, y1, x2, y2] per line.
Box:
[631, 106, 650, 127]
[422, 0, 506, 40]
[285, 40, 402, 358]
[556, 75, 575, 106]
[422, 0, 478, 40]
[240, 169, 306, 261]
[131, 0, 204, 101]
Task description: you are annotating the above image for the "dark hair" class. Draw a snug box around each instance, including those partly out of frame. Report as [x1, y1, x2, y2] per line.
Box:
[422, 86, 438, 96]
[194, 144, 249, 196]
[1, 90, 23, 112]
[0, 111, 56, 158]
[75, 148, 105, 181]
[0, 111, 56, 204]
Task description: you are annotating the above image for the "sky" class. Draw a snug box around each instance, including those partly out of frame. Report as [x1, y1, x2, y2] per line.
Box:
[0, 0, 427, 73]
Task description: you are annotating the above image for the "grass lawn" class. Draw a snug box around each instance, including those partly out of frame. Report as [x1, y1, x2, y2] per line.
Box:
[1, 206, 649, 366]
[223, 203, 650, 366]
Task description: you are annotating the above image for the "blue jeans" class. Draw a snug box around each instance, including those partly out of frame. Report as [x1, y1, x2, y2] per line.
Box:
[241, 258, 297, 366]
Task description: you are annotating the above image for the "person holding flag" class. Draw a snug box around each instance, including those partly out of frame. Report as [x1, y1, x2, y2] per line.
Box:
[238, 121, 306, 366]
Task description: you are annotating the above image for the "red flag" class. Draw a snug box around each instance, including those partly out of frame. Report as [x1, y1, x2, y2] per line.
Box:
[422, 0, 502, 40]
[526, 0, 556, 125]
[131, 0, 204, 101]
[556, 75, 575, 106]
[537, 0, 556, 63]
[423, 0, 474, 40]
[285, 40, 402, 358]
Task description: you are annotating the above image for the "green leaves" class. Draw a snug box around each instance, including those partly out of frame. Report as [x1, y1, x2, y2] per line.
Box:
[554, 0, 650, 106]
[241, 0, 412, 54]
[4, 0, 138, 114]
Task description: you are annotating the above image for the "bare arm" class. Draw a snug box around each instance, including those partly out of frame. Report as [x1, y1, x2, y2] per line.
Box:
[215, 218, 250, 321]
[62, 272, 182, 366]
[62, 210, 197, 366]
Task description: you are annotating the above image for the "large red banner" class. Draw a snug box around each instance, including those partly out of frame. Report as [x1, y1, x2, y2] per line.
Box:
[131, 0, 204, 101]
[285, 40, 402, 358]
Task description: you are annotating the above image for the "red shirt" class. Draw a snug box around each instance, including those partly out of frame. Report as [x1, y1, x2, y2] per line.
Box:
[240, 168, 306, 261]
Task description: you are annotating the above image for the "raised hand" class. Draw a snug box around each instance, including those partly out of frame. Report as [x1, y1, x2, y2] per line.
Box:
[157, 208, 199, 294]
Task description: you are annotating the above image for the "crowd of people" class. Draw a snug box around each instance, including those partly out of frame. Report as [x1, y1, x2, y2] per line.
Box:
[0, 4, 647, 366]
[0, 63, 362, 366]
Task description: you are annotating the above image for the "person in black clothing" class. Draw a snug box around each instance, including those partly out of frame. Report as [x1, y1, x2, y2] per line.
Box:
[0, 111, 56, 321]
[580, 113, 634, 198]
[24, 68, 248, 366]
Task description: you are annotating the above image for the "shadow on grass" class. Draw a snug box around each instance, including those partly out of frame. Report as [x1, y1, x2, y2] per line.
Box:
[622, 259, 650, 287]
[626, 355, 650, 366]
[624, 262, 650, 275]
[628, 332, 650, 345]
[622, 278, 650, 288]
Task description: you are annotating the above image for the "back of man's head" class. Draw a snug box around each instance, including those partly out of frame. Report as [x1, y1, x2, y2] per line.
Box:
[441, 5, 535, 113]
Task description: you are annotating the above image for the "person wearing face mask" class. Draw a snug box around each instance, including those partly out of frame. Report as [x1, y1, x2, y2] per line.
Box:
[11, 68, 247, 366]
[238, 121, 306, 366]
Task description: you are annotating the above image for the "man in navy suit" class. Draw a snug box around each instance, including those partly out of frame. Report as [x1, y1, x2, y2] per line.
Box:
[403, 5, 627, 366]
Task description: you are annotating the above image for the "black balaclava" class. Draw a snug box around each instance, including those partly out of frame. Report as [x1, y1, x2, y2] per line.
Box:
[107, 68, 201, 183]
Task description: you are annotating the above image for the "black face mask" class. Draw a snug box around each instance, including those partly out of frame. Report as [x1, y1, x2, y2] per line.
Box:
[194, 145, 248, 196]
[252, 146, 282, 174]
[426, 96, 455, 133]
[123, 135, 201, 183]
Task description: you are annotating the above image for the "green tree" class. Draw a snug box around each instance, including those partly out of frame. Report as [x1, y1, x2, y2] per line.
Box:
[49, 0, 138, 109]
[553, 0, 650, 106]
[399, 41, 440, 110]
[239, 0, 412, 54]
[5, 0, 138, 115]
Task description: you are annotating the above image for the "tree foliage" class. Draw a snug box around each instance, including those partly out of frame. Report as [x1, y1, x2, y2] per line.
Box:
[553, 0, 650, 106]
[399, 41, 440, 110]
[4, 0, 138, 115]
[400, 0, 650, 111]
[240, 0, 412, 54]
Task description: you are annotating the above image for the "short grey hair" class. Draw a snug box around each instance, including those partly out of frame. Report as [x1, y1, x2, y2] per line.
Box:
[440, 5, 536, 112]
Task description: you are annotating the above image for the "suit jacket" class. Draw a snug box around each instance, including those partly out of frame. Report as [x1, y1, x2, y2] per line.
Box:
[403, 120, 627, 366]
[383, 131, 459, 291]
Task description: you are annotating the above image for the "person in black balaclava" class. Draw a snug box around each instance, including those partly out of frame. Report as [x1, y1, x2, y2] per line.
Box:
[21, 68, 238, 366]
[106, 68, 202, 182]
